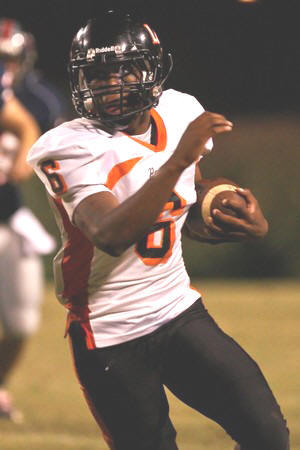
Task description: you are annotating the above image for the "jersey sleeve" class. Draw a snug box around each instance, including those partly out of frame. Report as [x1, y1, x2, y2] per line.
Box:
[60, 163, 112, 223]
[28, 140, 112, 223]
[159, 90, 213, 153]
[185, 93, 213, 152]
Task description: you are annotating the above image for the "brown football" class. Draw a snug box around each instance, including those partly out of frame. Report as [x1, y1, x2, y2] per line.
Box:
[185, 178, 247, 239]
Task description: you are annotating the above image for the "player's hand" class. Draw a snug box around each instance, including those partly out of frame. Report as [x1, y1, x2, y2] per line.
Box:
[172, 111, 233, 169]
[206, 188, 269, 241]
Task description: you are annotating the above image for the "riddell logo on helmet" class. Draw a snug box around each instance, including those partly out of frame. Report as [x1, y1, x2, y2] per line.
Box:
[87, 45, 123, 61]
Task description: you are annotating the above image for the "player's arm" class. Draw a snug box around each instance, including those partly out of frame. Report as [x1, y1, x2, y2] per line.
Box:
[183, 165, 268, 243]
[0, 95, 40, 182]
[74, 112, 233, 256]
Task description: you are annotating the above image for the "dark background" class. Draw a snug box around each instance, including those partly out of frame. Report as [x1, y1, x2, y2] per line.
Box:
[1, 0, 300, 114]
[1, 0, 299, 278]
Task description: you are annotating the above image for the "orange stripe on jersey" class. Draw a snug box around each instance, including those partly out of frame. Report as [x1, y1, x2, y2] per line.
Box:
[126, 109, 167, 152]
[105, 157, 142, 190]
[53, 197, 96, 349]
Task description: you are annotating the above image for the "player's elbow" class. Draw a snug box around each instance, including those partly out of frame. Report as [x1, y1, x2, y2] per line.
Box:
[75, 211, 127, 257]
[91, 230, 127, 257]
[100, 242, 125, 257]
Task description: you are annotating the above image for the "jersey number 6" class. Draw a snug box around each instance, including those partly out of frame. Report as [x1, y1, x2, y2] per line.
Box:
[135, 191, 186, 266]
[40, 159, 67, 195]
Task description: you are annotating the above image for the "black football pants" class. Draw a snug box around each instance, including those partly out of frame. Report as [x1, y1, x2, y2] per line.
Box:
[68, 299, 289, 450]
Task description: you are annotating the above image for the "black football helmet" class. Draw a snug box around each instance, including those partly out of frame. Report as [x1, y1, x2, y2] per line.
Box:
[68, 11, 173, 129]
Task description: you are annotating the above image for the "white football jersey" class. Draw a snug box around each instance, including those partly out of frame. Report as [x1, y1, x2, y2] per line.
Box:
[28, 89, 210, 348]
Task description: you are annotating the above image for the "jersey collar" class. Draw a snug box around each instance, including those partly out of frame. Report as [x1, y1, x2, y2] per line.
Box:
[125, 109, 167, 152]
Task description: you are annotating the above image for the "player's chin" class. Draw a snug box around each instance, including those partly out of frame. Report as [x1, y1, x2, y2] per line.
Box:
[102, 92, 143, 116]
[103, 103, 133, 116]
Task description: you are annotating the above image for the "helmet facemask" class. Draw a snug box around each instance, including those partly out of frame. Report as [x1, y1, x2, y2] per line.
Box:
[71, 51, 163, 129]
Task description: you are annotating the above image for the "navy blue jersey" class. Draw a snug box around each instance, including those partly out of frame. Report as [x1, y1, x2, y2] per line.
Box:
[1, 65, 69, 222]
[15, 70, 68, 133]
[0, 182, 22, 222]
[0, 62, 23, 222]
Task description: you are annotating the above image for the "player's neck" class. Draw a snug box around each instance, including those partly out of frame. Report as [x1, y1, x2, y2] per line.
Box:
[125, 110, 151, 136]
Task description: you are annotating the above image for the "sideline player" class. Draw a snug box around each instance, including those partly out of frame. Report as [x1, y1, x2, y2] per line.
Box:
[0, 18, 68, 133]
[0, 20, 60, 422]
[0, 69, 41, 422]
[27, 11, 289, 450]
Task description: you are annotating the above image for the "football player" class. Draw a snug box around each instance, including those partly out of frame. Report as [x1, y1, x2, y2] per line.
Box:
[0, 22, 58, 422]
[28, 10, 289, 450]
[0, 66, 39, 422]
[0, 18, 68, 133]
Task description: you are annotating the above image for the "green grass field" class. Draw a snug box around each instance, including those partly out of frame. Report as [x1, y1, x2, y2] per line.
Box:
[0, 279, 299, 450]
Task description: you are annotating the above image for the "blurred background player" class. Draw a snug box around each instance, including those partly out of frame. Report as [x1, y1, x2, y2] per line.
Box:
[0, 17, 68, 422]
[0, 18, 67, 133]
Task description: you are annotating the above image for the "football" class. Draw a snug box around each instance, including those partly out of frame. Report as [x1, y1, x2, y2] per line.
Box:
[184, 178, 247, 240]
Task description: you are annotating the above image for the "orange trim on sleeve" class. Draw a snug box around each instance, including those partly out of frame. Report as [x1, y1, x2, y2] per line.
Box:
[105, 157, 142, 190]
[126, 109, 167, 152]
